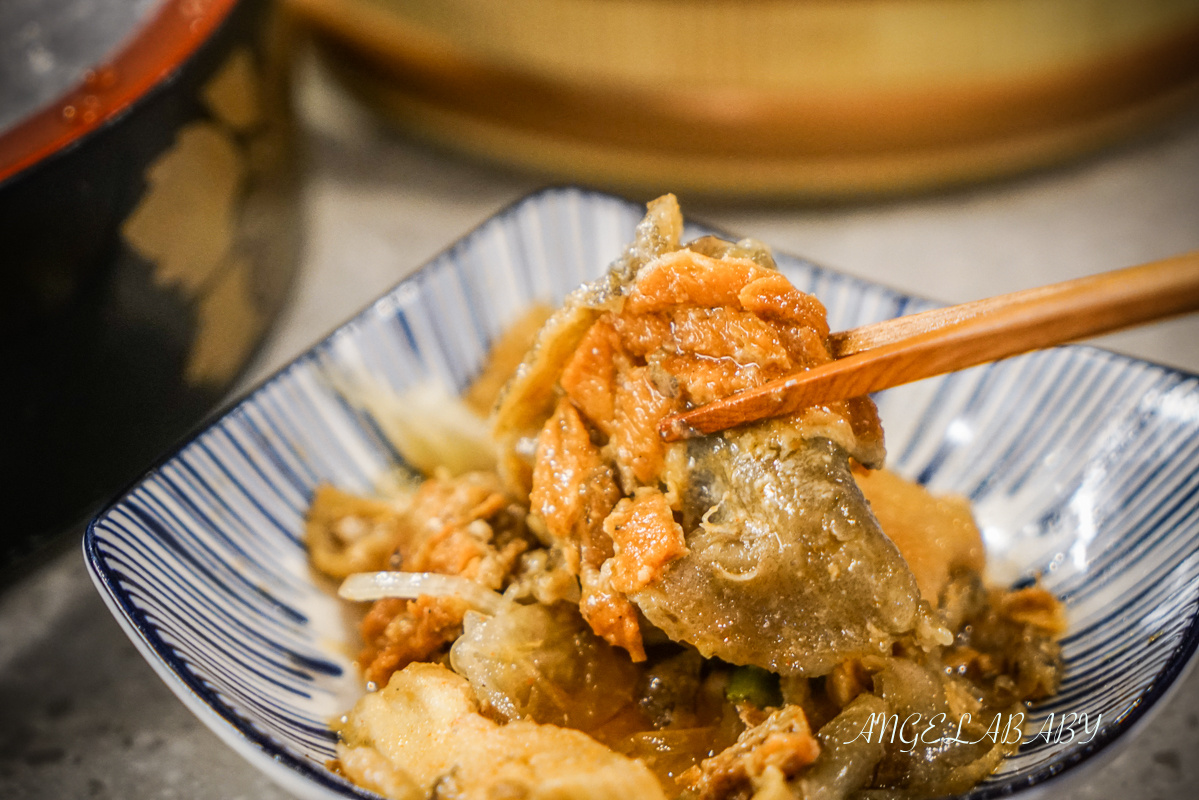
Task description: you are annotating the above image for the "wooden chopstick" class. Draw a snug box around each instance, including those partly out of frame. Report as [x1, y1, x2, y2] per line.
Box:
[659, 251, 1199, 441]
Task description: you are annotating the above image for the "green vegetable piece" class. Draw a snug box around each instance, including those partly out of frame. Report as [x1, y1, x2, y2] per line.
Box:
[726, 665, 783, 708]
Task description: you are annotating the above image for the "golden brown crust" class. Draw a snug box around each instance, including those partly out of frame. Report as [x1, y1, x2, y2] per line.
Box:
[358, 595, 470, 687]
[305, 484, 408, 580]
[398, 473, 527, 586]
[738, 272, 830, 337]
[624, 251, 769, 315]
[604, 488, 689, 595]
[530, 400, 605, 544]
[997, 586, 1068, 638]
[351, 472, 532, 686]
[854, 468, 985, 606]
[559, 320, 619, 434]
[464, 303, 555, 416]
[610, 366, 676, 488]
[579, 576, 646, 663]
[681, 705, 821, 800]
[521, 244, 887, 657]
[528, 400, 648, 660]
[604, 248, 880, 478]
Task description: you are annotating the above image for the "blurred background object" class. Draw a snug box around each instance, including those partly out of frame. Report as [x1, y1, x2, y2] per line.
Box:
[287, 0, 1199, 198]
[0, 0, 301, 571]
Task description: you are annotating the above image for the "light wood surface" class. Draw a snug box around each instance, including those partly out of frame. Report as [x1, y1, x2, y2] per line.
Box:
[286, 0, 1199, 197]
[660, 252, 1199, 440]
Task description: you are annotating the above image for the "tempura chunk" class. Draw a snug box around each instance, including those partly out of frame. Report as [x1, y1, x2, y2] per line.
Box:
[639, 433, 927, 676]
[352, 472, 532, 684]
[854, 468, 985, 606]
[306, 485, 408, 579]
[494, 195, 931, 674]
[337, 663, 665, 800]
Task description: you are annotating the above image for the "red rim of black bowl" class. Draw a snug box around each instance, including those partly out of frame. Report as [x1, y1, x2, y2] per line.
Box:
[0, 0, 241, 186]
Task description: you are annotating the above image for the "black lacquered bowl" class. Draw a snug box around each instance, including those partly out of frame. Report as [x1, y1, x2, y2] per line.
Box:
[0, 0, 301, 571]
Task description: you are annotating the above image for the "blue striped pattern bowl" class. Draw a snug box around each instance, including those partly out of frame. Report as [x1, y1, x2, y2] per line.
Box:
[85, 187, 1199, 799]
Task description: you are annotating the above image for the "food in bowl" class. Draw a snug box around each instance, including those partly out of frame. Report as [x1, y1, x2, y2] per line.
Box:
[306, 195, 1065, 800]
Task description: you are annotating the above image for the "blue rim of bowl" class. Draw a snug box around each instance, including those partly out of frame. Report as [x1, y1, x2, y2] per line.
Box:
[84, 185, 1199, 799]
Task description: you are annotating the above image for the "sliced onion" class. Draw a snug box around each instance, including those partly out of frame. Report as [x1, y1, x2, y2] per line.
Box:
[338, 571, 505, 615]
[333, 375, 496, 477]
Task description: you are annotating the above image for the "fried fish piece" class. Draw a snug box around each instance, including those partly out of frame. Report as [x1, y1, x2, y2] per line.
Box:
[495, 196, 939, 675]
[337, 663, 665, 800]
[639, 431, 926, 676]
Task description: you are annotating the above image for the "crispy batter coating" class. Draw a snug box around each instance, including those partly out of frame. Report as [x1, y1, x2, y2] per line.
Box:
[854, 468, 986, 606]
[358, 595, 470, 687]
[578, 577, 646, 663]
[306, 485, 407, 579]
[338, 663, 665, 800]
[604, 488, 688, 595]
[681, 706, 820, 800]
[517, 219, 890, 665]
[560, 320, 620, 434]
[530, 400, 608, 545]
[354, 472, 531, 685]
[464, 303, 555, 415]
[997, 586, 1068, 637]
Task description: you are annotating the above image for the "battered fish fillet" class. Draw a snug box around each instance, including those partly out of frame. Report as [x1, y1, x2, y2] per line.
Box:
[337, 662, 665, 800]
[495, 195, 942, 676]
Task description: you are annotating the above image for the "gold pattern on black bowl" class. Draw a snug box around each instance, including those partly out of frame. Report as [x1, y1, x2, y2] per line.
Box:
[0, 0, 302, 571]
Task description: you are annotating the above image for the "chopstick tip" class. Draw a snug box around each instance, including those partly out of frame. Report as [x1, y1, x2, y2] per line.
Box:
[659, 414, 704, 442]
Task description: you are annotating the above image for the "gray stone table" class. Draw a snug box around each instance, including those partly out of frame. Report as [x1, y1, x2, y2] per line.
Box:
[2, 52, 1198, 800]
